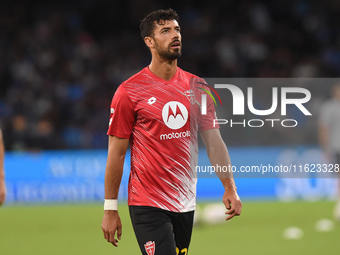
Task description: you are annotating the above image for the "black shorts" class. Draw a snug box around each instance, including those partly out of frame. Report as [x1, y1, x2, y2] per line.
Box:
[129, 206, 194, 255]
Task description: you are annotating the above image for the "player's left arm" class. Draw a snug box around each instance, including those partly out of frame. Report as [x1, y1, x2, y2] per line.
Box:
[0, 129, 6, 206]
[200, 128, 242, 221]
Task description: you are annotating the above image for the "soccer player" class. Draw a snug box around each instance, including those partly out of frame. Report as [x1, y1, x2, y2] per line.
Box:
[319, 83, 340, 221]
[0, 129, 6, 206]
[101, 9, 242, 254]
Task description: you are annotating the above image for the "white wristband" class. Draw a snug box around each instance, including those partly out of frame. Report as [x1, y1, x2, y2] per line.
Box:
[104, 199, 118, 210]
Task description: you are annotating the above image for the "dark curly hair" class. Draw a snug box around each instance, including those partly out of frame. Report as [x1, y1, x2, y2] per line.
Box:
[140, 9, 179, 39]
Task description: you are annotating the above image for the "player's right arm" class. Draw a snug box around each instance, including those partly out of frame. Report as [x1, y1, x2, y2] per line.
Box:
[101, 135, 129, 247]
[0, 129, 6, 206]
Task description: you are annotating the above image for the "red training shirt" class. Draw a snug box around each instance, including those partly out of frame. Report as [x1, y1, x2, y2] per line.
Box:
[107, 66, 218, 212]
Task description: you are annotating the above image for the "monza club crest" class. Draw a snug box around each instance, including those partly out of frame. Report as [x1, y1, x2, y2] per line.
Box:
[144, 241, 155, 255]
[184, 89, 195, 104]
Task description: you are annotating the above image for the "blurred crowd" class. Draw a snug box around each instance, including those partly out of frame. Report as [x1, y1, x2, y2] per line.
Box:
[1, 0, 339, 151]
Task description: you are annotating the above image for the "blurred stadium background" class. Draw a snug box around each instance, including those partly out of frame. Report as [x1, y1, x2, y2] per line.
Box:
[1, 0, 340, 254]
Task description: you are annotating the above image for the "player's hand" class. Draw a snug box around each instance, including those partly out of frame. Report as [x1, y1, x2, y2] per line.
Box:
[223, 188, 242, 221]
[101, 210, 122, 247]
[0, 178, 6, 206]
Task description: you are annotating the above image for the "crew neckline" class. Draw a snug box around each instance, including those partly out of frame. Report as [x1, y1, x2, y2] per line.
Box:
[145, 66, 179, 84]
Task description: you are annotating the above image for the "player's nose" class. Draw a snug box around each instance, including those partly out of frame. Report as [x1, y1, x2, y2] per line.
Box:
[171, 29, 180, 40]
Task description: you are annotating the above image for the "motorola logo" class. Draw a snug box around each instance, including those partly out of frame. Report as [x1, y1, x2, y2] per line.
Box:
[162, 101, 188, 130]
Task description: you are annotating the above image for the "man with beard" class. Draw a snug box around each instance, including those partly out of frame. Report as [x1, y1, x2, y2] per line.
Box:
[101, 9, 242, 255]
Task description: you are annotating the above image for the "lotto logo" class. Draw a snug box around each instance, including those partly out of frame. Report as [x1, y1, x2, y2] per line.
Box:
[148, 97, 157, 105]
[162, 101, 188, 130]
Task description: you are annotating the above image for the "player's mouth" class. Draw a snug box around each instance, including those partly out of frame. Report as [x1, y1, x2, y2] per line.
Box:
[170, 41, 181, 49]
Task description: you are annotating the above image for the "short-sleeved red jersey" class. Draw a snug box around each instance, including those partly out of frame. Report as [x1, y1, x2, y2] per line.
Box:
[107, 66, 218, 212]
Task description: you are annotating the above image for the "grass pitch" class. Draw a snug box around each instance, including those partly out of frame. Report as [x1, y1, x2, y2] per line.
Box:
[0, 201, 339, 255]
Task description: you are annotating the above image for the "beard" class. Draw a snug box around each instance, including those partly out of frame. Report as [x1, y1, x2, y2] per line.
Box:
[155, 41, 182, 60]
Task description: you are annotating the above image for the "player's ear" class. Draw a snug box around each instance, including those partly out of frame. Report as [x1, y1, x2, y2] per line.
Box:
[144, 36, 155, 49]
